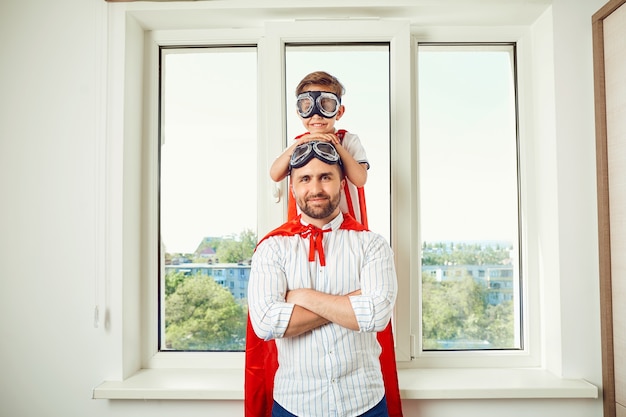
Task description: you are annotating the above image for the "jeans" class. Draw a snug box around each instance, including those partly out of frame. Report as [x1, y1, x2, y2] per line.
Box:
[272, 396, 388, 417]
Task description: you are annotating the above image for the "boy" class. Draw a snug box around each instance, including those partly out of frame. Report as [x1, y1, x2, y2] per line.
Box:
[270, 71, 369, 224]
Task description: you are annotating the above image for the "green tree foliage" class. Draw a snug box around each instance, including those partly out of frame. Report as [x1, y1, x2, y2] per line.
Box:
[422, 271, 515, 349]
[483, 300, 515, 347]
[420, 241, 516, 349]
[215, 228, 257, 264]
[422, 241, 512, 266]
[165, 273, 247, 350]
[165, 271, 187, 297]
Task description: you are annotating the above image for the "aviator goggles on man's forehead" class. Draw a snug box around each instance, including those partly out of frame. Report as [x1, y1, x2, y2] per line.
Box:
[296, 91, 341, 119]
[289, 140, 341, 170]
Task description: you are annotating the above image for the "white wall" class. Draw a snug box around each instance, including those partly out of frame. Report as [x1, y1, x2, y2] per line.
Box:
[0, 0, 607, 416]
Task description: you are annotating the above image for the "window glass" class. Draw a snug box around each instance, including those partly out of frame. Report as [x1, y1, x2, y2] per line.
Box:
[156, 42, 523, 354]
[285, 44, 391, 240]
[418, 44, 522, 351]
[159, 47, 257, 351]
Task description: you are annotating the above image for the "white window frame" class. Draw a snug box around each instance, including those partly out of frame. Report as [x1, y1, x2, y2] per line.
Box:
[146, 28, 264, 370]
[143, 18, 412, 369]
[411, 38, 541, 368]
[94, 1, 597, 401]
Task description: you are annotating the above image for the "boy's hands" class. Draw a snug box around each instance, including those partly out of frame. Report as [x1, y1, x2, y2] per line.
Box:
[295, 132, 341, 147]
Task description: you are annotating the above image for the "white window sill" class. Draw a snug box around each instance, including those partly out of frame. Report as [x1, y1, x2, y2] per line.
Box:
[93, 368, 597, 400]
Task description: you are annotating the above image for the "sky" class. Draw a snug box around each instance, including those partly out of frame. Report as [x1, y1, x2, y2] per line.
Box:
[160, 44, 518, 254]
[417, 47, 519, 244]
[160, 48, 258, 253]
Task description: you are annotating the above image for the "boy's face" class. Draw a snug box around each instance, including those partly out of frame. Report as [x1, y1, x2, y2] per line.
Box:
[298, 84, 345, 134]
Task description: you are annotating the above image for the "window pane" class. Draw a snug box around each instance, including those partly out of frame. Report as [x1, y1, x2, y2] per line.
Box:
[159, 47, 257, 351]
[418, 44, 522, 351]
[285, 44, 391, 240]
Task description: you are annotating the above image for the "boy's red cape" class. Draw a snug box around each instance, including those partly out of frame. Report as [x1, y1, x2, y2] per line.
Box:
[245, 133, 403, 415]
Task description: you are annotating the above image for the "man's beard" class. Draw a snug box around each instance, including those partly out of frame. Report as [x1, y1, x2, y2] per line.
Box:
[299, 191, 341, 219]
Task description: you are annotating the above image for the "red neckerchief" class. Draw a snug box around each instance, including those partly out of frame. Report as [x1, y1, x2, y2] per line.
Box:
[245, 213, 403, 417]
[255, 212, 365, 266]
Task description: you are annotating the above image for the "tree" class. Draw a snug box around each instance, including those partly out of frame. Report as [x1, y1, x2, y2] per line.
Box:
[165, 271, 186, 297]
[215, 228, 257, 263]
[421, 241, 513, 266]
[481, 301, 515, 347]
[422, 273, 488, 348]
[165, 274, 247, 350]
[422, 270, 514, 349]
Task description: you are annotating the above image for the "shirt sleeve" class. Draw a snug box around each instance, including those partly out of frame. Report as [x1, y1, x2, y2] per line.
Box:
[248, 237, 295, 341]
[343, 132, 370, 169]
[348, 233, 398, 332]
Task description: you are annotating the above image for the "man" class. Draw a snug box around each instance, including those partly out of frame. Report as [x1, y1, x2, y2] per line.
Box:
[248, 141, 399, 417]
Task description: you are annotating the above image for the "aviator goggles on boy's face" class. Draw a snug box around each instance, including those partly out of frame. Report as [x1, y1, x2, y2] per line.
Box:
[296, 91, 341, 119]
[289, 140, 342, 170]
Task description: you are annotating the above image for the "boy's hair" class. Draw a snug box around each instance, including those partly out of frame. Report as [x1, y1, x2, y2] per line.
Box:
[295, 71, 345, 99]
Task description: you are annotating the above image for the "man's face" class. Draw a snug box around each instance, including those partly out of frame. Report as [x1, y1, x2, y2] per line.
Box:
[291, 157, 344, 223]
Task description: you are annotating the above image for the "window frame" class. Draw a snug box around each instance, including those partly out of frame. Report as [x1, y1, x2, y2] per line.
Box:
[106, 5, 547, 377]
[412, 39, 541, 368]
[144, 28, 264, 370]
[142, 18, 414, 369]
[148, 23, 540, 370]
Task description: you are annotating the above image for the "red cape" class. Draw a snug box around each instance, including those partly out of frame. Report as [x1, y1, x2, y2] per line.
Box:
[245, 212, 403, 417]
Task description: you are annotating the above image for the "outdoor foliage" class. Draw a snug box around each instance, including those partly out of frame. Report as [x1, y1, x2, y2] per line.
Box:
[422, 273, 514, 349]
[163, 230, 256, 351]
[421, 241, 516, 350]
[162, 237, 516, 352]
[165, 272, 247, 350]
[422, 241, 513, 266]
[216, 228, 257, 264]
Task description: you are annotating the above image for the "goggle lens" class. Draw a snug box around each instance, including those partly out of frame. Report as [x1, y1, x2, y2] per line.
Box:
[296, 96, 314, 116]
[319, 96, 338, 114]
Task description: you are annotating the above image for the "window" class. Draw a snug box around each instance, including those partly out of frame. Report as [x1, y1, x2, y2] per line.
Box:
[417, 44, 523, 353]
[149, 19, 537, 369]
[159, 46, 257, 352]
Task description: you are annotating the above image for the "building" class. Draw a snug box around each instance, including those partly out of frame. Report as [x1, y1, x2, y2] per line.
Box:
[165, 262, 250, 300]
[422, 264, 515, 305]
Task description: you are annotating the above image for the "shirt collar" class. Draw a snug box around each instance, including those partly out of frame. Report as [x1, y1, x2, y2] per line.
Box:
[301, 211, 344, 232]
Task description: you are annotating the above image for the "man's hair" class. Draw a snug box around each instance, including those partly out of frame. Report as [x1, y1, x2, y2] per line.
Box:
[295, 71, 345, 99]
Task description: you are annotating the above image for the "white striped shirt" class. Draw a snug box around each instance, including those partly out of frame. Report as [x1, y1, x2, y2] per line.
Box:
[248, 213, 397, 417]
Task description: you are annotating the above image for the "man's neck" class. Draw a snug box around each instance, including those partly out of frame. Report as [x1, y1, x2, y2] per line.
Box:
[300, 210, 342, 229]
